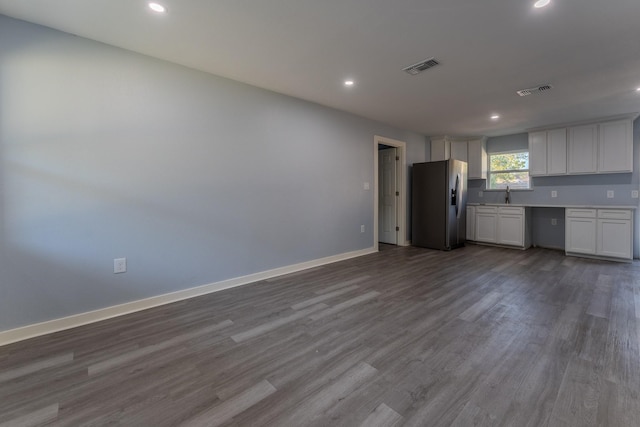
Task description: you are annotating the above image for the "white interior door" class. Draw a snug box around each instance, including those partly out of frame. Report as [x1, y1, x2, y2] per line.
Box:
[378, 148, 398, 244]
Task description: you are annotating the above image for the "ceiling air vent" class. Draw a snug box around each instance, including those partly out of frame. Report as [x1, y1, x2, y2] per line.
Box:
[403, 58, 440, 75]
[516, 84, 553, 97]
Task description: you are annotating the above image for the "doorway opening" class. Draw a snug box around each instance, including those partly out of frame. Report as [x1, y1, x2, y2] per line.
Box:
[378, 145, 398, 245]
[374, 136, 407, 251]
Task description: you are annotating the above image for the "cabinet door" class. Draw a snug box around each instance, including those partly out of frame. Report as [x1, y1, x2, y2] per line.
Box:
[547, 128, 567, 175]
[466, 206, 475, 241]
[597, 219, 632, 259]
[431, 138, 449, 161]
[568, 124, 597, 174]
[497, 214, 524, 247]
[529, 131, 547, 176]
[467, 139, 487, 179]
[598, 120, 632, 173]
[565, 217, 596, 254]
[475, 213, 497, 243]
[450, 141, 468, 162]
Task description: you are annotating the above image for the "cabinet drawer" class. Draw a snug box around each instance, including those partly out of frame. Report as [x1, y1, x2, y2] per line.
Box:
[476, 206, 497, 214]
[566, 209, 596, 218]
[598, 209, 631, 220]
[498, 207, 524, 215]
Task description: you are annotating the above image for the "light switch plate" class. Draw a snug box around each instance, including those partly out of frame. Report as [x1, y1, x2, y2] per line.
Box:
[607, 190, 614, 199]
[551, 218, 557, 226]
[360, 225, 365, 233]
[632, 190, 639, 199]
[551, 190, 557, 198]
[364, 182, 370, 190]
[478, 191, 483, 198]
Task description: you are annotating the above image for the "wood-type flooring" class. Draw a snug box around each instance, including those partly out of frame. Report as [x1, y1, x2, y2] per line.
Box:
[1, 245, 639, 426]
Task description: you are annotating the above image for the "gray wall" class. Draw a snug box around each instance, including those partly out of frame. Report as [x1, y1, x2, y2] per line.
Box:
[0, 15, 426, 332]
[468, 121, 640, 255]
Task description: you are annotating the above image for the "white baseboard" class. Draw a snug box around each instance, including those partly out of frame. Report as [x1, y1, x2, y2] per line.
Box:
[0, 247, 376, 347]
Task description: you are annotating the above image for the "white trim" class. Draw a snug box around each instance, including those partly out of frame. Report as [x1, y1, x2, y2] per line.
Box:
[374, 135, 408, 248]
[0, 247, 376, 347]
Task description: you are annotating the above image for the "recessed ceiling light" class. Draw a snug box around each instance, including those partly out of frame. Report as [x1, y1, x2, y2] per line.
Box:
[344, 80, 355, 87]
[534, 0, 551, 8]
[148, 2, 167, 13]
[491, 114, 500, 120]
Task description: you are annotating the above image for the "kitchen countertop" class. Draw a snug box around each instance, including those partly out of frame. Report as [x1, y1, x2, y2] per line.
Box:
[467, 203, 638, 209]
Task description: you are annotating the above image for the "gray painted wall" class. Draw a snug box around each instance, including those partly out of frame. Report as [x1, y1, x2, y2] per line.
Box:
[468, 120, 640, 255]
[0, 15, 426, 332]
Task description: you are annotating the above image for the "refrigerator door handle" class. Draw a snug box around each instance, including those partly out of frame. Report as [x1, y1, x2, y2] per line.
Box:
[453, 174, 461, 218]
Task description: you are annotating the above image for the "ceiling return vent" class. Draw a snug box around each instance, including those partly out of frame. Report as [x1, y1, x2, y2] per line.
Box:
[402, 57, 440, 75]
[516, 84, 553, 97]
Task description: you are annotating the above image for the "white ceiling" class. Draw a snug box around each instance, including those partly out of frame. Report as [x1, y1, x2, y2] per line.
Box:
[1, 0, 640, 137]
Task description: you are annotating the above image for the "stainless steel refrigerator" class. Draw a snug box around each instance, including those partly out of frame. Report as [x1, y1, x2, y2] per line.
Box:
[411, 159, 467, 250]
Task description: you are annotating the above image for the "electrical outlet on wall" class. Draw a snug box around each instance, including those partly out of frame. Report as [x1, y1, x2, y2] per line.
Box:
[364, 182, 370, 190]
[632, 190, 639, 199]
[360, 225, 365, 233]
[551, 190, 557, 198]
[551, 218, 557, 226]
[114, 258, 127, 274]
[478, 191, 483, 198]
[607, 190, 614, 199]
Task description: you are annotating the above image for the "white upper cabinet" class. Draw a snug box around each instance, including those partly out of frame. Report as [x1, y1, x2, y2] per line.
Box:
[450, 140, 468, 162]
[568, 124, 598, 174]
[547, 128, 567, 175]
[467, 138, 487, 180]
[558, 118, 634, 175]
[528, 131, 548, 176]
[430, 137, 487, 179]
[430, 137, 449, 161]
[598, 119, 632, 173]
[528, 128, 567, 176]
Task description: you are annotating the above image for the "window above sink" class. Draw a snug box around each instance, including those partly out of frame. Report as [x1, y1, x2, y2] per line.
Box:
[488, 150, 530, 190]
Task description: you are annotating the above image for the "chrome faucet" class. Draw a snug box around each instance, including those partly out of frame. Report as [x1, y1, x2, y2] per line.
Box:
[505, 186, 511, 204]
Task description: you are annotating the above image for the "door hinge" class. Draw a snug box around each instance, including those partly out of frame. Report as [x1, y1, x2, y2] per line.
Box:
[396, 226, 400, 231]
[396, 191, 400, 196]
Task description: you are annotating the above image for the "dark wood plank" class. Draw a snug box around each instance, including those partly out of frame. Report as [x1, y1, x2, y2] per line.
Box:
[0, 245, 638, 426]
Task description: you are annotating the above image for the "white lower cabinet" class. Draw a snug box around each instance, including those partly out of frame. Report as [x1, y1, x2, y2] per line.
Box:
[475, 206, 497, 243]
[498, 208, 525, 247]
[597, 210, 632, 259]
[565, 210, 597, 255]
[470, 205, 633, 260]
[466, 206, 476, 241]
[474, 206, 530, 248]
[566, 208, 632, 260]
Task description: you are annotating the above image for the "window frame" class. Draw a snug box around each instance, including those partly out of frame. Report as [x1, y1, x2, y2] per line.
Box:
[487, 149, 531, 190]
